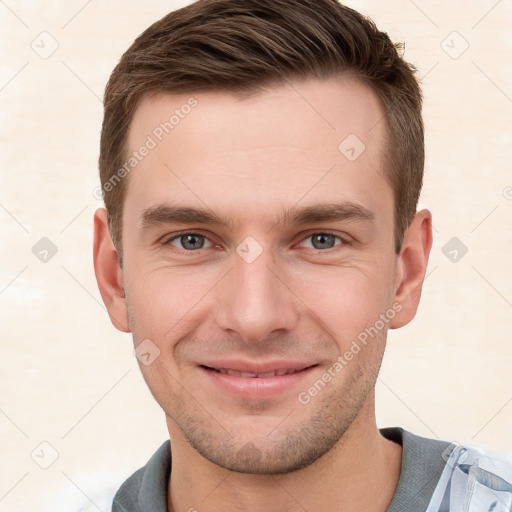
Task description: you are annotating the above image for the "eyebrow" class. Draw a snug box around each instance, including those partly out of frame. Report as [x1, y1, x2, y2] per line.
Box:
[276, 202, 375, 227]
[140, 205, 236, 230]
[139, 201, 375, 231]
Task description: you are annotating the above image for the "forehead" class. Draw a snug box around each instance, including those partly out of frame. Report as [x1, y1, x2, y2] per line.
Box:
[124, 76, 391, 226]
[128, 75, 385, 155]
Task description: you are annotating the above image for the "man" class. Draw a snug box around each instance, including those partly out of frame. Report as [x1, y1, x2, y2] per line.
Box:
[92, 1, 512, 511]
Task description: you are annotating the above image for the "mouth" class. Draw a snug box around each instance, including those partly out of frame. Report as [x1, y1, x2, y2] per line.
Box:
[201, 365, 315, 378]
[198, 363, 319, 398]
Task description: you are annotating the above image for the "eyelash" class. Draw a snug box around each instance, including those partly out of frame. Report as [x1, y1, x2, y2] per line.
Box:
[161, 230, 350, 253]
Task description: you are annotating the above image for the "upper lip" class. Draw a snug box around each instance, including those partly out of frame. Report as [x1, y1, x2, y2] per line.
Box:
[200, 360, 317, 373]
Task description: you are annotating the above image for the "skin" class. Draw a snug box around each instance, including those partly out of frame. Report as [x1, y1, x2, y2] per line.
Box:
[94, 76, 432, 512]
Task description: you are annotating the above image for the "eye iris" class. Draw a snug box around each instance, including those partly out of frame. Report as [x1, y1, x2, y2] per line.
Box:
[181, 234, 204, 250]
[312, 233, 336, 249]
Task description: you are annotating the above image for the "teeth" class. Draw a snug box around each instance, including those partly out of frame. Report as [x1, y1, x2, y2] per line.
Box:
[226, 369, 258, 377]
[213, 368, 304, 377]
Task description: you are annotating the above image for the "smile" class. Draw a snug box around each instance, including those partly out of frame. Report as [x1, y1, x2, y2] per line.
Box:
[199, 364, 319, 399]
[205, 367, 308, 378]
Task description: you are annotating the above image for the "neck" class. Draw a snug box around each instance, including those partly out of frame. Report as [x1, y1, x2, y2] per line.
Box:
[166, 395, 402, 512]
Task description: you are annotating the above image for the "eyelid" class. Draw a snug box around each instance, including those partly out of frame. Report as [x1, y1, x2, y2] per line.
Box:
[161, 229, 351, 252]
[162, 230, 217, 249]
[295, 230, 351, 249]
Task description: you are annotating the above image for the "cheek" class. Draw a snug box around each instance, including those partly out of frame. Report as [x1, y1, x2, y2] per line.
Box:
[288, 263, 394, 340]
[125, 265, 221, 340]
[125, 254, 396, 350]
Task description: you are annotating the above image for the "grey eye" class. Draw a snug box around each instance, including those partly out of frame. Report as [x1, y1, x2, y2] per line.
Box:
[170, 233, 211, 251]
[308, 233, 339, 250]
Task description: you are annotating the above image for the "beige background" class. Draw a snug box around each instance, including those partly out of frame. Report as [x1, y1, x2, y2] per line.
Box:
[1, 1, 511, 511]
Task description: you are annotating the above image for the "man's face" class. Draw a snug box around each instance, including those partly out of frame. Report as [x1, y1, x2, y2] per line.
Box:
[117, 77, 403, 473]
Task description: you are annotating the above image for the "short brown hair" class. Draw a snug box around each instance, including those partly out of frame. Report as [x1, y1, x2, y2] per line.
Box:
[99, 0, 424, 257]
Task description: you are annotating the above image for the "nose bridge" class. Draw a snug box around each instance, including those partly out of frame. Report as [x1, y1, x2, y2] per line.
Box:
[215, 241, 298, 342]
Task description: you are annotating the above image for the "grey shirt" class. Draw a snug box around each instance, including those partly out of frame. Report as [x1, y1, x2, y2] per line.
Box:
[112, 427, 452, 512]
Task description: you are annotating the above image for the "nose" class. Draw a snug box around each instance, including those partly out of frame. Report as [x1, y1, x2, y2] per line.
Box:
[215, 245, 300, 345]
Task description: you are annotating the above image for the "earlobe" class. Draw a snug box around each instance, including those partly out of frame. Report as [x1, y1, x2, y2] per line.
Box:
[389, 209, 433, 329]
[93, 207, 131, 333]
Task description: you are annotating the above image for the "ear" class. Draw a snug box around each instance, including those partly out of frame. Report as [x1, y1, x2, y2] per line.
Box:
[389, 209, 433, 329]
[93, 207, 131, 333]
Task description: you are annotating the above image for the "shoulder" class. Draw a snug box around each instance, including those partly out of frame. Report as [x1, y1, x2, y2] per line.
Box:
[382, 427, 455, 512]
[381, 426, 454, 467]
[78, 440, 172, 512]
[426, 442, 512, 511]
[111, 440, 171, 512]
[382, 427, 512, 512]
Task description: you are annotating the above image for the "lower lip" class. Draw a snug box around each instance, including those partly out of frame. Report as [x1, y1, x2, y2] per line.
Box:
[199, 366, 317, 399]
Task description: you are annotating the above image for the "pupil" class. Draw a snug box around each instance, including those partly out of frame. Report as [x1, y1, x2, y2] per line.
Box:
[313, 233, 334, 249]
[183, 234, 203, 250]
